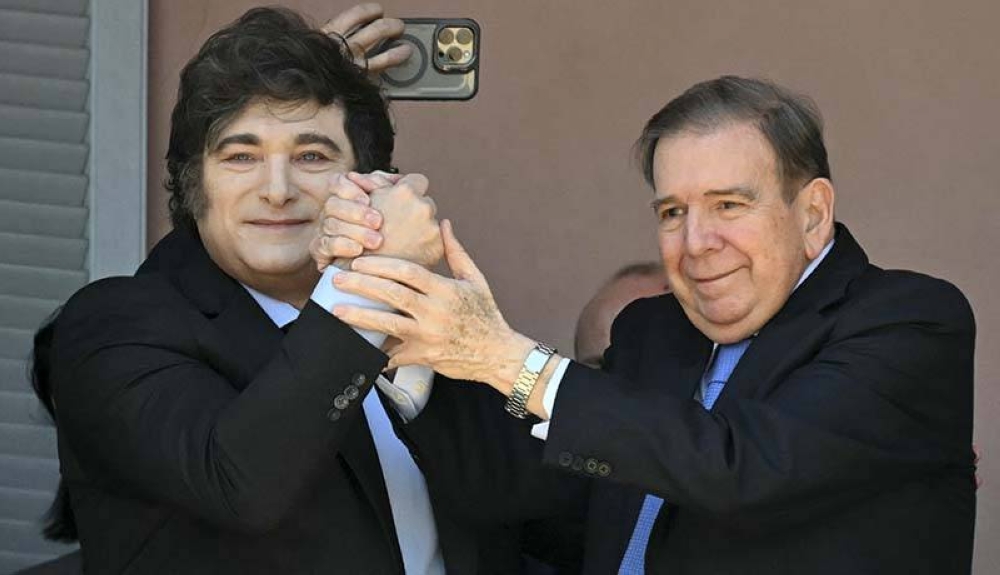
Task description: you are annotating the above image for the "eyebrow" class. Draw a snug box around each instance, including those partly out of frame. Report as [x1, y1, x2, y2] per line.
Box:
[650, 185, 758, 210]
[211, 132, 345, 154]
[212, 133, 260, 152]
[294, 133, 344, 154]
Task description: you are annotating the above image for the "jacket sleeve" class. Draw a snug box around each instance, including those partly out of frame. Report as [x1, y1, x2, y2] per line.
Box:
[542, 275, 976, 531]
[51, 278, 387, 534]
[399, 376, 590, 531]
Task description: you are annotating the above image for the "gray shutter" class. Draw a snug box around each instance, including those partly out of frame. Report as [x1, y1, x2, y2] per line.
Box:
[0, 1, 90, 572]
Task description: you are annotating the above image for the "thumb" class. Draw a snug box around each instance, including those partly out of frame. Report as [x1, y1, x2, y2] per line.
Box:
[442, 220, 486, 286]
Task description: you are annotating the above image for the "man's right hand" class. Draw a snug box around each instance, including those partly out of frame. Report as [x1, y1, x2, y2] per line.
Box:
[311, 172, 443, 271]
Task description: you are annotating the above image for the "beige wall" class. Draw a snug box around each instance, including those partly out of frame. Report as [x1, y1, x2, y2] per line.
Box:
[148, 1, 1000, 570]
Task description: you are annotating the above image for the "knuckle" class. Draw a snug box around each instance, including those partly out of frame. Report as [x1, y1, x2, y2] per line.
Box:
[335, 237, 363, 257]
[416, 199, 435, 218]
[399, 263, 419, 283]
[386, 281, 405, 301]
[339, 187, 363, 201]
[322, 218, 348, 235]
[396, 182, 416, 199]
[397, 289, 417, 309]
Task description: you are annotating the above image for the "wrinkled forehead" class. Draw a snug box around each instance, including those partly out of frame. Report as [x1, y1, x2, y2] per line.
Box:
[651, 123, 778, 196]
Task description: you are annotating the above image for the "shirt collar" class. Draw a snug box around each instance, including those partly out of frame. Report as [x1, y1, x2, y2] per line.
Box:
[795, 239, 835, 290]
[242, 284, 300, 328]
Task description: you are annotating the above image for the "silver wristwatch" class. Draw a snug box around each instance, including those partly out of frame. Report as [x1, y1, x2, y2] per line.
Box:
[504, 343, 556, 419]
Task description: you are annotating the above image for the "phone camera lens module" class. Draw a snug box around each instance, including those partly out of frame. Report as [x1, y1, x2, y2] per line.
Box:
[438, 28, 455, 44]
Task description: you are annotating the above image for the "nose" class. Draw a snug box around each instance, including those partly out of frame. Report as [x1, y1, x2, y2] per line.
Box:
[260, 156, 297, 205]
[683, 210, 724, 256]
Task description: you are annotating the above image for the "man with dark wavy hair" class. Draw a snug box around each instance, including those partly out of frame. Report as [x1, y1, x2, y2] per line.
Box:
[42, 6, 505, 574]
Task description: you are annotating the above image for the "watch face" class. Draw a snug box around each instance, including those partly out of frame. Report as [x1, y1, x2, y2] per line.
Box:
[525, 346, 555, 373]
[524, 352, 545, 373]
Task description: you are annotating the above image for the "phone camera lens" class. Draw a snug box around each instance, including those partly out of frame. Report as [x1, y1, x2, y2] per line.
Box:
[438, 28, 455, 44]
[446, 46, 463, 62]
[455, 28, 473, 44]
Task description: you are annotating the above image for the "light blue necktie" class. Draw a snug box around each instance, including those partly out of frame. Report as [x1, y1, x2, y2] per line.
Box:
[618, 339, 752, 574]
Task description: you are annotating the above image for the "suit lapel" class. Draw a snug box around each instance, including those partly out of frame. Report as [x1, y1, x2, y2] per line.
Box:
[717, 310, 828, 404]
[660, 302, 714, 400]
[204, 289, 284, 390]
[159, 229, 285, 390]
[713, 223, 870, 406]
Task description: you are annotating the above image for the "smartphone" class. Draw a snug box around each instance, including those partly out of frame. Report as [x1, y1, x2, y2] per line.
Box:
[372, 18, 480, 101]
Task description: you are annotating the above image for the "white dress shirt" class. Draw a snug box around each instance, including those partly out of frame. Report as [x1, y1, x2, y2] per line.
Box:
[243, 267, 444, 575]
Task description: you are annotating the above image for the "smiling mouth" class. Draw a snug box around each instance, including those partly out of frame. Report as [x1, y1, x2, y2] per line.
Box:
[691, 269, 738, 284]
[247, 219, 311, 227]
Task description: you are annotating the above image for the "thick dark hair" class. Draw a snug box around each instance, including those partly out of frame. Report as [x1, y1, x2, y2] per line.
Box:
[29, 308, 78, 542]
[165, 6, 394, 230]
[635, 76, 830, 201]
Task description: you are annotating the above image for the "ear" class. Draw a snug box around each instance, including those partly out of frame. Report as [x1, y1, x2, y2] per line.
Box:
[797, 178, 835, 260]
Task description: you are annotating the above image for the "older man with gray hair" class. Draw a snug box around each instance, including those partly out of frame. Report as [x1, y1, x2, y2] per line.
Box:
[319, 75, 976, 574]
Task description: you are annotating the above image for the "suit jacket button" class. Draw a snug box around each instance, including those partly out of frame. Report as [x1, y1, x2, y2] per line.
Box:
[334, 395, 350, 410]
[597, 462, 612, 477]
[571, 456, 585, 471]
[344, 385, 360, 400]
[584, 458, 599, 474]
[352, 373, 367, 386]
[326, 408, 341, 422]
[558, 452, 573, 467]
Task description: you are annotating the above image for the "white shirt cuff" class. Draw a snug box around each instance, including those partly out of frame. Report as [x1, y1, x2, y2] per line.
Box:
[312, 268, 435, 421]
[376, 366, 435, 422]
[311, 266, 392, 347]
[529, 357, 571, 441]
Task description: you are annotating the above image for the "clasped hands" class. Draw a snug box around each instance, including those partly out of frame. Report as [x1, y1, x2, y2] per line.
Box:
[310, 172, 536, 393]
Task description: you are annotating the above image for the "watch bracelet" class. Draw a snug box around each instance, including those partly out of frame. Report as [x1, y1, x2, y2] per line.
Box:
[504, 343, 556, 419]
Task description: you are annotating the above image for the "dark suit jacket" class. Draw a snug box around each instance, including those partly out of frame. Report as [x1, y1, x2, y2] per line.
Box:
[406, 224, 976, 574]
[49, 229, 512, 574]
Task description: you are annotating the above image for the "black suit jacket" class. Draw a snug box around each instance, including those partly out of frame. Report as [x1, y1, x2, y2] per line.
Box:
[406, 224, 976, 574]
[49, 229, 509, 574]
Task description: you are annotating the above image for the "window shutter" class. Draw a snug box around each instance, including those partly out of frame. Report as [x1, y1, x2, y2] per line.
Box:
[0, 1, 89, 572]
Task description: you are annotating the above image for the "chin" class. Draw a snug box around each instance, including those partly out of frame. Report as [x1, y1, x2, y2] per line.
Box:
[689, 308, 755, 342]
[244, 251, 312, 277]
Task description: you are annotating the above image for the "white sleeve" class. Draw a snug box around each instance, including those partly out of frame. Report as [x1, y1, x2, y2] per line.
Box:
[310, 266, 391, 347]
[312, 268, 435, 421]
[529, 357, 572, 440]
[376, 366, 434, 422]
